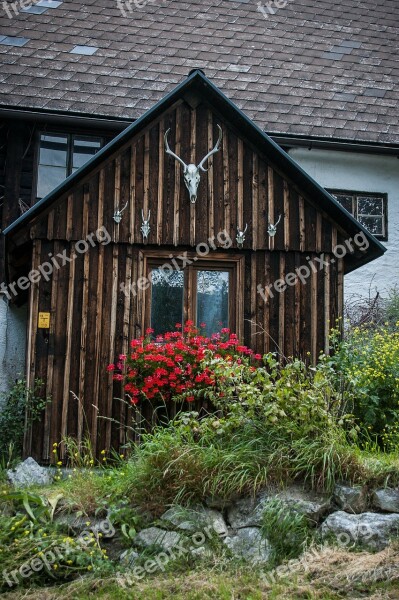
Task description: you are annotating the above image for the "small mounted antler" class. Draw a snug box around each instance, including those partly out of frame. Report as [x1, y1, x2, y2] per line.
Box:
[268, 214, 282, 237]
[236, 223, 248, 248]
[164, 124, 223, 203]
[141, 209, 151, 241]
[113, 200, 129, 224]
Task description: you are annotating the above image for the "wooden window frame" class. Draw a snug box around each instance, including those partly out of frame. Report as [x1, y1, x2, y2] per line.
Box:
[327, 189, 388, 241]
[140, 250, 245, 339]
[33, 131, 104, 202]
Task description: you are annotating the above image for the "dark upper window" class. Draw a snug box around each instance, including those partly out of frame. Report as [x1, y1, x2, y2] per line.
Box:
[36, 133, 103, 199]
[328, 189, 388, 241]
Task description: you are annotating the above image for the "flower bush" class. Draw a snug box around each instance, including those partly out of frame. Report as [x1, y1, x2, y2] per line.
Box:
[324, 321, 399, 448]
[107, 322, 260, 405]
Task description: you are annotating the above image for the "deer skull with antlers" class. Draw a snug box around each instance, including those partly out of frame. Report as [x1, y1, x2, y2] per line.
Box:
[236, 224, 248, 248]
[164, 124, 222, 203]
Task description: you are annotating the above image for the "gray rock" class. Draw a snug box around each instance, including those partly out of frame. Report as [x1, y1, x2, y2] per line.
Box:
[224, 527, 271, 564]
[204, 496, 233, 511]
[134, 527, 183, 551]
[7, 457, 53, 488]
[372, 489, 399, 513]
[321, 511, 399, 550]
[275, 485, 332, 524]
[120, 549, 139, 568]
[160, 505, 228, 536]
[55, 514, 114, 538]
[227, 494, 268, 529]
[333, 484, 367, 514]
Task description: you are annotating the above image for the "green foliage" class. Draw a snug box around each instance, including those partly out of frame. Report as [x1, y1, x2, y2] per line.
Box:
[384, 287, 399, 327]
[111, 355, 366, 512]
[323, 322, 399, 449]
[261, 498, 314, 565]
[0, 379, 50, 459]
[0, 490, 111, 591]
[205, 353, 351, 437]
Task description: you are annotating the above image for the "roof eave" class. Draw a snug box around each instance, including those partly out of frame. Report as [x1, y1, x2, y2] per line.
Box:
[2, 70, 386, 272]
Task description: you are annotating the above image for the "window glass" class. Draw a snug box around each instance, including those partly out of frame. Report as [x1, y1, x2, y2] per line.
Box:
[72, 137, 102, 172]
[357, 196, 383, 216]
[357, 196, 384, 236]
[150, 269, 184, 336]
[37, 135, 68, 198]
[37, 133, 103, 199]
[38, 134, 68, 167]
[196, 270, 229, 336]
[333, 194, 353, 214]
[357, 216, 383, 236]
[327, 189, 387, 240]
[37, 166, 67, 199]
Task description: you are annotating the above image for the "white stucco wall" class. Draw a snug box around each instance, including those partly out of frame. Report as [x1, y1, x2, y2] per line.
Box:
[0, 296, 27, 408]
[288, 148, 399, 298]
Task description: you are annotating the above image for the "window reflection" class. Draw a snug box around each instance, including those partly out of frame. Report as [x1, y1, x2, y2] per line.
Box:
[196, 270, 229, 336]
[36, 133, 102, 199]
[150, 269, 184, 336]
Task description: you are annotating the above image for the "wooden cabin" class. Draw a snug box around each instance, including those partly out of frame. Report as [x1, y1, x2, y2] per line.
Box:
[2, 71, 385, 462]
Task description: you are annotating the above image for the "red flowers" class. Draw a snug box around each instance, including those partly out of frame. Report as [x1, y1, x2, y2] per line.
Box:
[107, 321, 256, 405]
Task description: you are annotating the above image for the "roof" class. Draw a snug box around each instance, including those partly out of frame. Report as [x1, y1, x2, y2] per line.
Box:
[3, 70, 386, 272]
[0, 0, 398, 144]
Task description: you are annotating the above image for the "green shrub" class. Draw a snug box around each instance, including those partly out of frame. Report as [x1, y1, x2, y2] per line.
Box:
[111, 354, 366, 511]
[0, 379, 50, 460]
[323, 323, 399, 449]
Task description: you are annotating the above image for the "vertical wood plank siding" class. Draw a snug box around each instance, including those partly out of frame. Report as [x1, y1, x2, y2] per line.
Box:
[19, 101, 344, 460]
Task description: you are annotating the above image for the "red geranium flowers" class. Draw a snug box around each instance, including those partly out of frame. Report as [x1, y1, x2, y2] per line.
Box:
[107, 322, 259, 405]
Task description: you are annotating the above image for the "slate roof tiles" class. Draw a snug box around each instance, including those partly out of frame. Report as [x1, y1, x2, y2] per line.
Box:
[0, 0, 398, 143]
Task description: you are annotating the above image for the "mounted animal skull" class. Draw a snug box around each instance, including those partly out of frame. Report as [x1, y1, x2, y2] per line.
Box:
[141, 209, 151, 240]
[113, 200, 128, 224]
[164, 124, 222, 203]
[267, 214, 282, 237]
[236, 224, 248, 248]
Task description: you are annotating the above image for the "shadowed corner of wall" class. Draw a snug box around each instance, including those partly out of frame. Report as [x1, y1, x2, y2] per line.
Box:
[0, 294, 27, 408]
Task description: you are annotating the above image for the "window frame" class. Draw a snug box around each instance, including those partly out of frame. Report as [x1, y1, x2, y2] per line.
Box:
[327, 189, 388, 241]
[34, 131, 104, 202]
[141, 250, 245, 339]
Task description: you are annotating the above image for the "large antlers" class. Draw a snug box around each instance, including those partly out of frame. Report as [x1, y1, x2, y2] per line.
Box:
[164, 129, 188, 171]
[164, 123, 223, 203]
[197, 124, 223, 172]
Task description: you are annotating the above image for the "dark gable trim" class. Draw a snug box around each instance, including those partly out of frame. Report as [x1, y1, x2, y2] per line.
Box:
[3, 70, 386, 272]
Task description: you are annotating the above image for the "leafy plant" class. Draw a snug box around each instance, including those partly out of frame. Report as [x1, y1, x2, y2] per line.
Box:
[0, 379, 50, 459]
[0, 490, 111, 590]
[107, 322, 261, 406]
[323, 322, 399, 449]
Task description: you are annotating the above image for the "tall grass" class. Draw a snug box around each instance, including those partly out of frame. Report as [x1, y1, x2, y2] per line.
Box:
[110, 420, 365, 514]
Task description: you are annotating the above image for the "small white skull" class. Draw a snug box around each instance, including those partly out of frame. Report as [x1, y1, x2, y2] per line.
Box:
[141, 210, 151, 240]
[236, 224, 248, 248]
